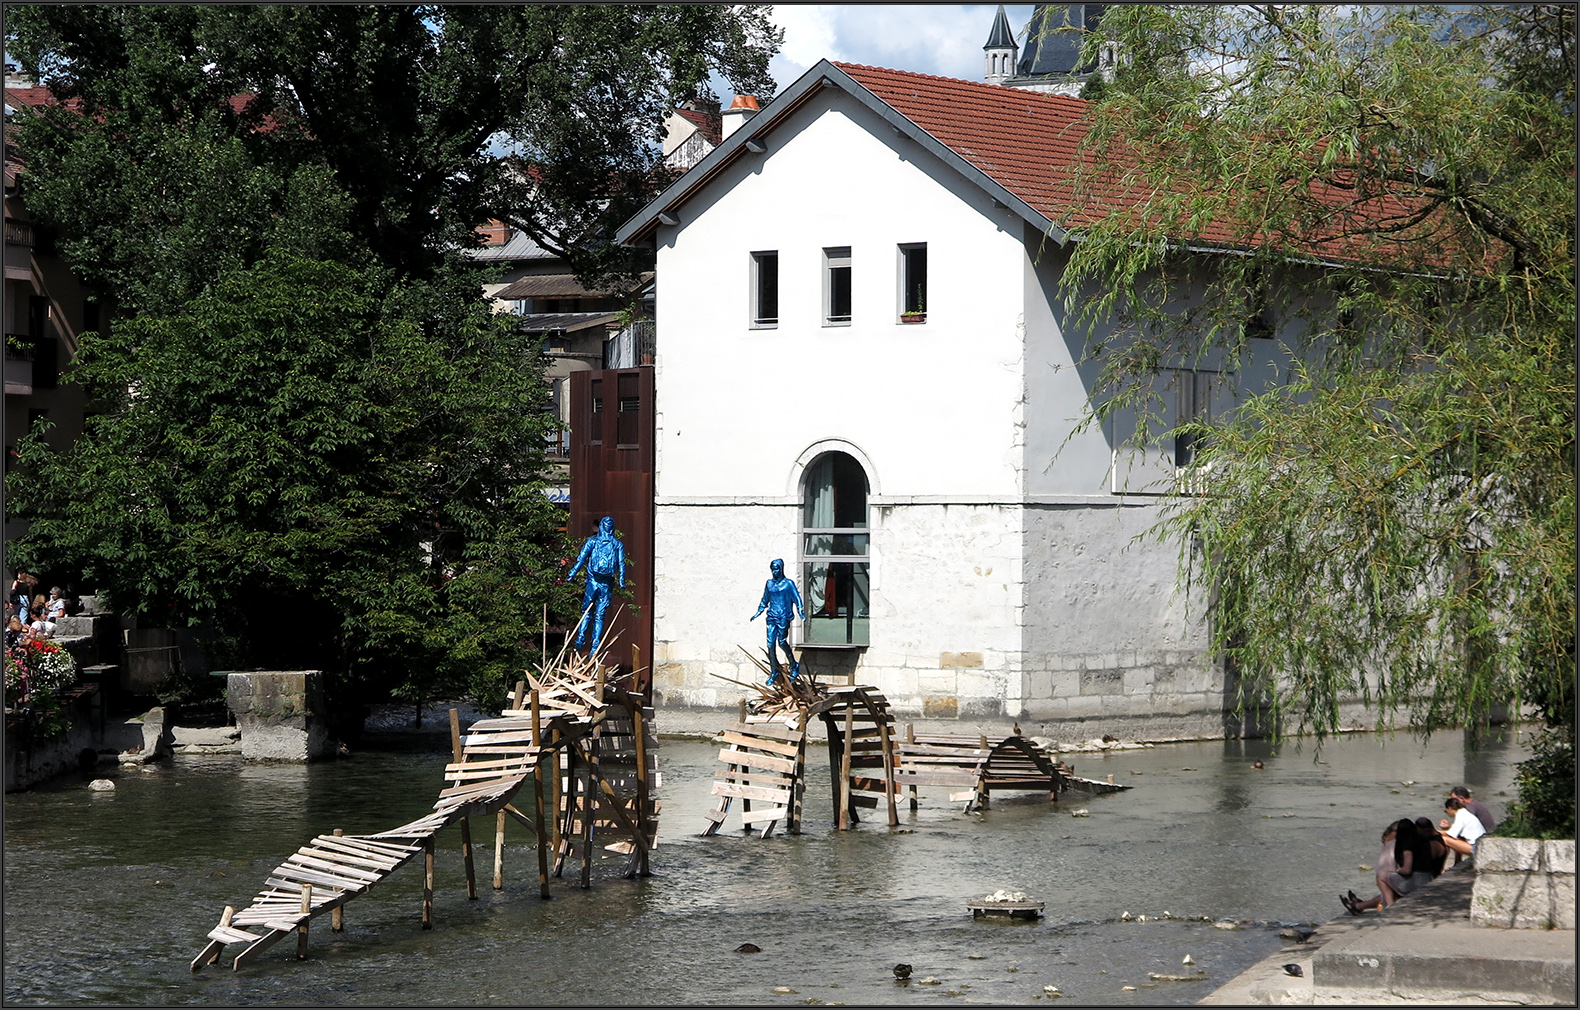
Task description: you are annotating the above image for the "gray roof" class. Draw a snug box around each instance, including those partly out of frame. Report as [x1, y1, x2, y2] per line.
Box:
[1017, 4, 1105, 78]
[463, 228, 555, 263]
[984, 5, 1017, 50]
[515, 312, 620, 334]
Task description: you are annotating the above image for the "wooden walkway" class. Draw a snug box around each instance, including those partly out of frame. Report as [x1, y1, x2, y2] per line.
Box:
[895, 729, 1132, 811]
[193, 678, 657, 972]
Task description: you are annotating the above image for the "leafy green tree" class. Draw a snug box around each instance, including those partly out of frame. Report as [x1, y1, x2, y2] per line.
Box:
[4, 5, 782, 715]
[1057, 5, 1573, 829]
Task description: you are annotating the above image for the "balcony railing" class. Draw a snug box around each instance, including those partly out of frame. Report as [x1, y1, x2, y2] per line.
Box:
[4, 333, 36, 361]
[4, 220, 35, 248]
[544, 426, 571, 459]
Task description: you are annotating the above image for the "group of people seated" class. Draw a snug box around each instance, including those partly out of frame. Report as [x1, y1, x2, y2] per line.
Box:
[5, 574, 71, 647]
[1341, 786, 1496, 914]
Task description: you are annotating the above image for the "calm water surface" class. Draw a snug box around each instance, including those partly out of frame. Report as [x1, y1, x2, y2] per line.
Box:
[3, 726, 1529, 1005]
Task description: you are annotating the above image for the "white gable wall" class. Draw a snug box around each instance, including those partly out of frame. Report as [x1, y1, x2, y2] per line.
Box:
[650, 88, 1033, 714]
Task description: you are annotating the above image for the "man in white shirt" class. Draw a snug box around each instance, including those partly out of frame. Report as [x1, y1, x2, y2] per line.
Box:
[1439, 796, 1487, 857]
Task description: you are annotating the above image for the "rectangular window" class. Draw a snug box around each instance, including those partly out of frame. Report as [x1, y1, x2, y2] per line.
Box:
[899, 243, 926, 321]
[1173, 369, 1216, 468]
[824, 246, 851, 325]
[750, 251, 778, 326]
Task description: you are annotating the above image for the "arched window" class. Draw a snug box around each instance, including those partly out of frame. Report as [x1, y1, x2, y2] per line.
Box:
[801, 452, 869, 646]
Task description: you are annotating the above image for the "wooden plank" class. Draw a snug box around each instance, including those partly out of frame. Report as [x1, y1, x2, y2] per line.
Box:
[308, 839, 404, 870]
[710, 781, 792, 804]
[715, 748, 797, 774]
[739, 806, 788, 824]
[287, 851, 384, 883]
[268, 865, 368, 892]
[848, 793, 879, 808]
[717, 731, 800, 757]
[727, 720, 804, 742]
[712, 767, 795, 788]
[232, 928, 288, 971]
[702, 806, 729, 823]
[319, 835, 419, 857]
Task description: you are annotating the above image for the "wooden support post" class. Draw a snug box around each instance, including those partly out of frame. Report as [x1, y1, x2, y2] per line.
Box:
[512, 679, 526, 713]
[553, 742, 571, 878]
[879, 719, 900, 827]
[422, 837, 434, 929]
[191, 905, 236, 970]
[824, 714, 843, 826]
[632, 705, 651, 877]
[331, 830, 346, 931]
[296, 883, 311, 959]
[450, 708, 477, 900]
[738, 697, 747, 723]
[906, 723, 919, 811]
[789, 706, 807, 835]
[839, 703, 854, 831]
[580, 735, 597, 889]
[532, 690, 552, 899]
[493, 811, 506, 890]
[550, 727, 563, 853]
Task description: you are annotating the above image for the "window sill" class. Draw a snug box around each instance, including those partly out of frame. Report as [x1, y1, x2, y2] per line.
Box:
[797, 641, 868, 650]
[898, 314, 927, 325]
[823, 320, 851, 328]
[750, 322, 778, 330]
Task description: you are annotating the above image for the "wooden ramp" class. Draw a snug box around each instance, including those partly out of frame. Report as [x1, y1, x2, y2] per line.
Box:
[193, 671, 657, 973]
[895, 729, 1132, 812]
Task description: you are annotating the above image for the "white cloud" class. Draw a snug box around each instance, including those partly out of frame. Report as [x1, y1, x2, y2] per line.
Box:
[765, 4, 1035, 93]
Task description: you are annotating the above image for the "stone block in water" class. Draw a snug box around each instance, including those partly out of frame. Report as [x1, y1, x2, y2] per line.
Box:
[226, 671, 330, 761]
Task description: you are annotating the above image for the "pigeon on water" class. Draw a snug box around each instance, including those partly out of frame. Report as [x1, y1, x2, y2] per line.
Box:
[1282, 963, 1303, 977]
[893, 964, 913, 980]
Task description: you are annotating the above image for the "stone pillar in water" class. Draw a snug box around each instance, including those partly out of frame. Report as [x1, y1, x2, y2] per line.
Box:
[226, 671, 330, 761]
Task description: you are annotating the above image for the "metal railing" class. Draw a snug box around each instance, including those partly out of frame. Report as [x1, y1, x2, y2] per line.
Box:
[4, 333, 36, 361]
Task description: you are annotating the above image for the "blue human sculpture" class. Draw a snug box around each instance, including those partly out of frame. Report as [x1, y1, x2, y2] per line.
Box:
[750, 558, 804, 685]
[567, 516, 625, 653]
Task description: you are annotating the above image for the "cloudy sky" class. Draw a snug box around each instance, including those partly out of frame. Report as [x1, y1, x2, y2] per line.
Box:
[765, 4, 1036, 91]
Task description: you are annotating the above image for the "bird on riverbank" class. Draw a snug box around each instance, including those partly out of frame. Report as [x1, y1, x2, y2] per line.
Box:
[893, 964, 913, 979]
[1282, 963, 1303, 977]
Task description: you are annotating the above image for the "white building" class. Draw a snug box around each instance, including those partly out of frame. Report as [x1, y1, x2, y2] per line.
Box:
[616, 61, 1285, 735]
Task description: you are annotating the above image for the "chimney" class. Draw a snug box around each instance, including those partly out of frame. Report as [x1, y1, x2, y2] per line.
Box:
[721, 95, 759, 140]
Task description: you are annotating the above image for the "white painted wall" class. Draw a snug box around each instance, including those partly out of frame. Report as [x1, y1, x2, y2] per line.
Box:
[652, 87, 1029, 504]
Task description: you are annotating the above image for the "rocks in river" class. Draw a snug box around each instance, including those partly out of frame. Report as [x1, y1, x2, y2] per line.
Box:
[1043, 985, 1061, 996]
[736, 943, 762, 953]
[1213, 920, 1241, 930]
[1182, 954, 1194, 965]
[917, 976, 941, 985]
[88, 778, 115, 792]
[772, 986, 797, 994]
[1120, 910, 1131, 920]
[1070, 808, 1090, 817]
[985, 889, 1027, 902]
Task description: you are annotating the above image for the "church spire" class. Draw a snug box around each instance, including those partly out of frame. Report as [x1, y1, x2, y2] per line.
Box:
[983, 5, 1019, 84]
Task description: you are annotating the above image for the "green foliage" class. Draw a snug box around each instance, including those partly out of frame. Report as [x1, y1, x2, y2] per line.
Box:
[1496, 723, 1576, 840]
[3, 6, 782, 714]
[1058, 3, 1574, 828]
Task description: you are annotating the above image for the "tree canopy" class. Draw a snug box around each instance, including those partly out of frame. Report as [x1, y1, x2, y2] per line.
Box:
[3, 5, 782, 715]
[1059, 4, 1574, 830]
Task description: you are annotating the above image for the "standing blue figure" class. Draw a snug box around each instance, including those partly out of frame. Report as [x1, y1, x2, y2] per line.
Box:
[567, 516, 625, 653]
[750, 558, 804, 685]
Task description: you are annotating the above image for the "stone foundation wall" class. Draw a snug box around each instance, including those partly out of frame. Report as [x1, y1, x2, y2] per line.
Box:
[226, 671, 330, 761]
[1472, 837, 1576, 930]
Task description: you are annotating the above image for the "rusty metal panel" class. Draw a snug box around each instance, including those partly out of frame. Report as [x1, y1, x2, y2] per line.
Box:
[569, 366, 655, 698]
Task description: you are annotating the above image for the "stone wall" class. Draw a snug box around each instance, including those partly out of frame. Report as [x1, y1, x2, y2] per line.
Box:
[1472, 837, 1576, 930]
[226, 671, 330, 761]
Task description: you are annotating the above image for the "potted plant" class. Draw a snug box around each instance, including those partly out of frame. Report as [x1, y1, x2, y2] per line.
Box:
[900, 299, 926, 324]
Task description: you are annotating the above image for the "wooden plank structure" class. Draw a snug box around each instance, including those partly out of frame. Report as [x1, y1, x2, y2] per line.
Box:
[895, 728, 1133, 812]
[192, 645, 658, 973]
[702, 655, 900, 834]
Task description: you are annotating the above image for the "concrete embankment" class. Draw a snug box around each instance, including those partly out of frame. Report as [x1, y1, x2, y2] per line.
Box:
[1200, 863, 1577, 1005]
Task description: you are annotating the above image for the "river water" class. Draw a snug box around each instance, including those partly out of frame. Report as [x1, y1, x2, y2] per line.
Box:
[3, 726, 1529, 1006]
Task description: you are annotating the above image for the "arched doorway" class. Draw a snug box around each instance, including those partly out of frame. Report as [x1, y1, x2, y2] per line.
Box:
[801, 452, 870, 646]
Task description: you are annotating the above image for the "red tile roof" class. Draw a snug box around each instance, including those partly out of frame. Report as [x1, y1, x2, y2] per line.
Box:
[833, 62, 1459, 269]
[674, 107, 722, 147]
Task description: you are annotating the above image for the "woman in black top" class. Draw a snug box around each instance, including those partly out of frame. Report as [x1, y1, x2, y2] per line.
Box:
[1414, 817, 1450, 877]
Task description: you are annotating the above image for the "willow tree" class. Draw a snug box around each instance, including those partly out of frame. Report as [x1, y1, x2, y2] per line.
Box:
[1058, 5, 1574, 832]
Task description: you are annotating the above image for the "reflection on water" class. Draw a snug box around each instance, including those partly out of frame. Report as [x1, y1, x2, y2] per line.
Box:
[3, 727, 1531, 1005]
